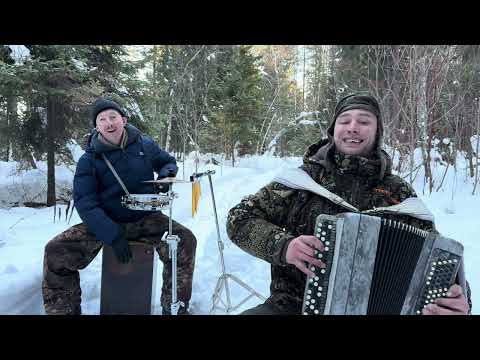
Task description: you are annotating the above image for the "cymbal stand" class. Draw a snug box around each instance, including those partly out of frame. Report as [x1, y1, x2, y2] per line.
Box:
[190, 170, 267, 314]
[160, 183, 184, 315]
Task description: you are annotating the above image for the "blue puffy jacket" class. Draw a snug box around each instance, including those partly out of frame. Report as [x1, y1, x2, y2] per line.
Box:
[73, 124, 178, 245]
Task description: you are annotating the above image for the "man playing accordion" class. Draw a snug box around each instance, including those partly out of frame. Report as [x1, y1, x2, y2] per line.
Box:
[227, 93, 471, 315]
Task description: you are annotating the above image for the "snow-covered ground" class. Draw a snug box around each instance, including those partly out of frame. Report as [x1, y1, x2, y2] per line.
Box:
[0, 148, 478, 315]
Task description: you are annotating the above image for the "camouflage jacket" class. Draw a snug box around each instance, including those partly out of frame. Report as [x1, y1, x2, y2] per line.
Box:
[227, 139, 472, 314]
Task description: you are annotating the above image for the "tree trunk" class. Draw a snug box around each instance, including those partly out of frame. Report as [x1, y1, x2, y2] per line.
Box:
[473, 100, 480, 195]
[164, 102, 173, 152]
[389, 45, 402, 146]
[46, 96, 57, 206]
[425, 62, 436, 194]
[0, 103, 8, 162]
[416, 48, 431, 193]
[6, 95, 17, 161]
[302, 46, 306, 112]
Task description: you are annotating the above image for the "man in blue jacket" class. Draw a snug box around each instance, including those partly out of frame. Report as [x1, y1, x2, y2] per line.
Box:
[42, 98, 197, 315]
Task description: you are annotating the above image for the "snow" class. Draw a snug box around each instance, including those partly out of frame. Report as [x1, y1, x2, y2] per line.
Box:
[128, 100, 145, 122]
[0, 150, 478, 315]
[298, 120, 319, 126]
[7, 45, 30, 64]
[71, 58, 87, 72]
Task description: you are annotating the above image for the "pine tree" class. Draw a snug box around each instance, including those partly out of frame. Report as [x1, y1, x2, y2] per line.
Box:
[0, 46, 16, 162]
[16, 45, 101, 205]
[209, 45, 264, 164]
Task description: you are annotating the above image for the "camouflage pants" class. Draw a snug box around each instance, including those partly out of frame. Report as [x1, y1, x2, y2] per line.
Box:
[42, 212, 197, 315]
[240, 298, 298, 315]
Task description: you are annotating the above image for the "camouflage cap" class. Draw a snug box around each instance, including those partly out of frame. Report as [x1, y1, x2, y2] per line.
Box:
[319, 93, 387, 178]
[327, 93, 383, 141]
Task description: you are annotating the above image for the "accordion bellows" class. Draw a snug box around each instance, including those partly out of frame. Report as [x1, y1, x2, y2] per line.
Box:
[302, 213, 465, 315]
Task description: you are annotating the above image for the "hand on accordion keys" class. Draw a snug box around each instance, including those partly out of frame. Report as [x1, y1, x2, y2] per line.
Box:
[286, 235, 326, 277]
[422, 284, 469, 315]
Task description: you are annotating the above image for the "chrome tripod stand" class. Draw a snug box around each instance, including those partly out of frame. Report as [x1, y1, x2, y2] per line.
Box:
[142, 177, 187, 315]
[161, 181, 184, 316]
[191, 170, 267, 314]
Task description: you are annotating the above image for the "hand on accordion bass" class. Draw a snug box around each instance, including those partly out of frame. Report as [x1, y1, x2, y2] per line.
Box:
[286, 235, 326, 277]
[422, 284, 469, 315]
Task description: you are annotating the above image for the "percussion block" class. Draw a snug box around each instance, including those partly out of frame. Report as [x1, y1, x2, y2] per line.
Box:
[100, 242, 158, 315]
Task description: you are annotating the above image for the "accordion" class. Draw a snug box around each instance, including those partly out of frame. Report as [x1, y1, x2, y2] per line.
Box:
[302, 212, 466, 315]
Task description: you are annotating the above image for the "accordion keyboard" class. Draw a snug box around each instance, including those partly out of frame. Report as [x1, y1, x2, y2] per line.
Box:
[414, 249, 461, 314]
[301, 217, 336, 315]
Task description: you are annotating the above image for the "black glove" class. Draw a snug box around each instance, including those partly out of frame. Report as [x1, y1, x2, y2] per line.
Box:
[111, 229, 132, 264]
[159, 168, 176, 179]
[156, 168, 176, 193]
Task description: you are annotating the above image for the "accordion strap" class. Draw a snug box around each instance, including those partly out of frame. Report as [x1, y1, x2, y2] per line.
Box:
[273, 168, 359, 211]
[273, 168, 434, 222]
